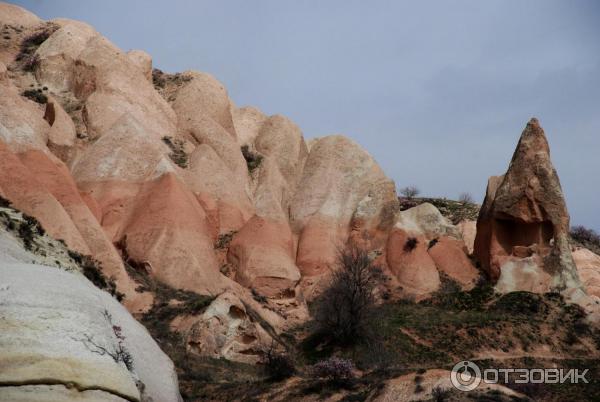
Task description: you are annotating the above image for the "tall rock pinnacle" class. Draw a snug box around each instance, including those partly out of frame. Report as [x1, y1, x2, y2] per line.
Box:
[474, 118, 582, 294]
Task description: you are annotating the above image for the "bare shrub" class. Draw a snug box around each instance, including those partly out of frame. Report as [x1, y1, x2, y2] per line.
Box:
[21, 89, 47, 104]
[315, 245, 377, 344]
[570, 225, 600, 254]
[22, 53, 40, 72]
[261, 342, 295, 381]
[458, 192, 474, 204]
[404, 237, 418, 252]
[241, 145, 263, 172]
[214, 231, 236, 249]
[68, 250, 124, 301]
[309, 357, 354, 382]
[432, 386, 451, 401]
[77, 310, 134, 371]
[162, 136, 188, 168]
[17, 214, 44, 250]
[399, 185, 420, 199]
[16, 23, 58, 70]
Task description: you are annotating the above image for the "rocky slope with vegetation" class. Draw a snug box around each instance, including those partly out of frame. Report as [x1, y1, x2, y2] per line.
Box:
[1, 3, 600, 401]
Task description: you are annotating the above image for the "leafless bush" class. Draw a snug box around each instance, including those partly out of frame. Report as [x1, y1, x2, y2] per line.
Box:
[21, 89, 47, 104]
[432, 386, 450, 401]
[162, 136, 188, 168]
[77, 310, 133, 371]
[214, 231, 236, 249]
[399, 185, 420, 199]
[458, 192, 474, 204]
[570, 225, 600, 254]
[261, 342, 295, 381]
[315, 245, 377, 344]
[22, 53, 40, 71]
[241, 145, 263, 172]
[16, 23, 58, 70]
[404, 237, 418, 252]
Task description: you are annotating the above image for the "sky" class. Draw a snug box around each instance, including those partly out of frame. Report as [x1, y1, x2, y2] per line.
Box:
[14, 0, 600, 231]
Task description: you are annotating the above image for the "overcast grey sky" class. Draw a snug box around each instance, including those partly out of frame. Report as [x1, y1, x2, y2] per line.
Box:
[14, 0, 600, 231]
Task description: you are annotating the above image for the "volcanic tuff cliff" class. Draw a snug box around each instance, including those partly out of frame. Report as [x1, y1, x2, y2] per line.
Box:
[1, 2, 600, 401]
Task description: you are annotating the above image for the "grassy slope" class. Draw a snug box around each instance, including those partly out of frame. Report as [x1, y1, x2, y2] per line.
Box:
[202, 286, 600, 401]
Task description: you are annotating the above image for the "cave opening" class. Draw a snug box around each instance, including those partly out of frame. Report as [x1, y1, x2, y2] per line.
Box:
[494, 218, 554, 256]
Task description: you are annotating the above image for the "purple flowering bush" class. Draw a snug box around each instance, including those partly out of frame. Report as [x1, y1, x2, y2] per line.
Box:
[309, 357, 354, 381]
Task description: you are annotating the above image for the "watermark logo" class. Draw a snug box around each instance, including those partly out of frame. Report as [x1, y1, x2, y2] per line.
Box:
[450, 361, 482, 391]
[450, 361, 589, 391]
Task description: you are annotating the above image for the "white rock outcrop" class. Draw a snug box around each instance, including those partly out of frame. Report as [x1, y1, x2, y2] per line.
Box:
[0, 262, 182, 402]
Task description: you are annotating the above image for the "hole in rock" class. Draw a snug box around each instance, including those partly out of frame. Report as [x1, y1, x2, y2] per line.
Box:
[229, 305, 246, 319]
[494, 218, 553, 256]
[241, 334, 257, 344]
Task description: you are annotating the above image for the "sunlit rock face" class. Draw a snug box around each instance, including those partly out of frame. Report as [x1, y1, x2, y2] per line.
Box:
[474, 118, 582, 295]
[0, 263, 181, 402]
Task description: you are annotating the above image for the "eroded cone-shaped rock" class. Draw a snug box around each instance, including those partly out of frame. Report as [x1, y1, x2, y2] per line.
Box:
[232, 106, 267, 146]
[0, 65, 50, 151]
[388, 203, 478, 294]
[474, 118, 582, 293]
[428, 236, 478, 289]
[227, 216, 301, 298]
[117, 173, 226, 295]
[172, 72, 254, 228]
[291, 135, 397, 276]
[0, 141, 89, 254]
[386, 229, 440, 299]
[18, 149, 139, 301]
[394, 203, 460, 239]
[126, 49, 152, 82]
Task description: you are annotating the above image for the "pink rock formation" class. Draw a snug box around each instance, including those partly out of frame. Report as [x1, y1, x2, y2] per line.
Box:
[227, 216, 301, 298]
[18, 150, 137, 294]
[386, 229, 440, 299]
[573, 248, 600, 298]
[474, 118, 582, 294]
[428, 236, 478, 288]
[457, 219, 477, 255]
[386, 203, 478, 296]
[117, 173, 226, 295]
[0, 142, 88, 253]
[291, 135, 397, 277]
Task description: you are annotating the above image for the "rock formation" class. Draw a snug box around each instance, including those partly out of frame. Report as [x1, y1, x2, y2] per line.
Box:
[386, 203, 479, 299]
[573, 247, 600, 298]
[2, 4, 600, 400]
[0, 206, 181, 402]
[474, 118, 582, 295]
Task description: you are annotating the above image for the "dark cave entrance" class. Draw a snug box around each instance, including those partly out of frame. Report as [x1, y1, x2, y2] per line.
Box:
[494, 218, 554, 256]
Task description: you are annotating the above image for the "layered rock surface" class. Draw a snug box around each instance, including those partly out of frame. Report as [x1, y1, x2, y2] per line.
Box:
[0, 207, 181, 402]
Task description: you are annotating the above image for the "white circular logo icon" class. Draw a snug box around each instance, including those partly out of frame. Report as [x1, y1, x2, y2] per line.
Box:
[450, 360, 482, 391]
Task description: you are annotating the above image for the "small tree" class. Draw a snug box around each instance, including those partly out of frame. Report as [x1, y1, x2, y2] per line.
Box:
[458, 192, 474, 204]
[261, 342, 295, 381]
[400, 186, 420, 199]
[315, 245, 377, 344]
